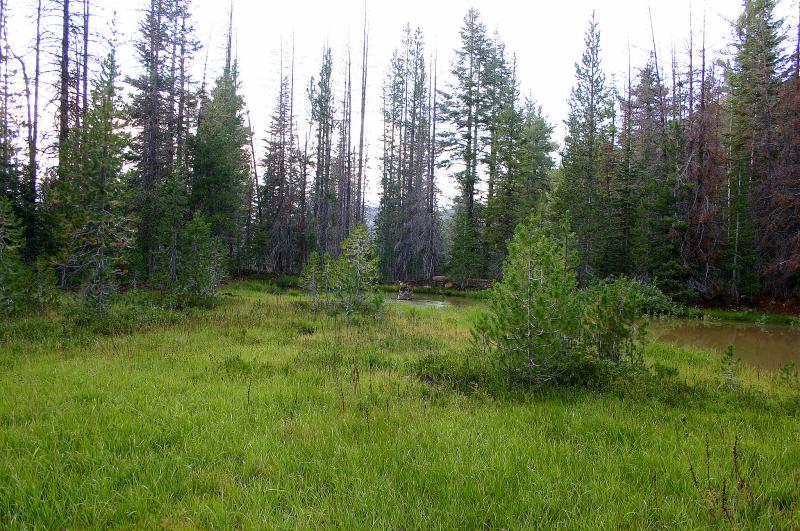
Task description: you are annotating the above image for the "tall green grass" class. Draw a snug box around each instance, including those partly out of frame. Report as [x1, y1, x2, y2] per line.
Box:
[1, 281, 797, 528]
[678, 306, 800, 327]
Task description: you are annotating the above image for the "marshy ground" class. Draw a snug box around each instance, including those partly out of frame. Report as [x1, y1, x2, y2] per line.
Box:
[1, 281, 798, 528]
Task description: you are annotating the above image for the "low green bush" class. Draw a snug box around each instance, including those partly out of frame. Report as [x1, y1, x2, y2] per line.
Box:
[61, 289, 183, 336]
[472, 215, 677, 390]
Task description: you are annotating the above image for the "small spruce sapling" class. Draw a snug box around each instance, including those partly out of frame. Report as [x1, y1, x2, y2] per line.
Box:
[474, 214, 582, 384]
[178, 211, 225, 307]
[331, 224, 382, 318]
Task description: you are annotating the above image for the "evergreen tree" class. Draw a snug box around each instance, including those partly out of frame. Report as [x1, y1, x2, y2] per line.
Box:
[128, 0, 199, 278]
[308, 47, 337, 256]
[189, 51, 250, 264]
[0, 195, 54, 315]
[0, 196, 26, 315]
[439, 9, 496, 281]
[153, 170, 187, 288]
[331, 223, 381, 317]
[260, 67, 300, 274]
[631, 59, 684, 294]
[483, 84, 556, 276]
[726, 0, 786, 300]
[553, 12, 616, 283]
[57, 50, 132, 311]
[680, 57, 726, 298]
[177, 210, 224, 307]
[474, 215, 581, 384]
[376, 25, 437, 281]
[770, 64, 800, 297]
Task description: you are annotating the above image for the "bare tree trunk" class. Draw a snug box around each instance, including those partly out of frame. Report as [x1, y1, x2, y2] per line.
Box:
[81, 0, 89, 119]
[356, 12, 368, 223]
[246, 111, 261, 224]
[688, 9, 694, 117]
[648, 6, 667, 130]
[176, 13, 187, 171]
[58, 0, 71, 176]
[345, 47, 353, 235]
[796, 2, 800, 80]
[1, 0, 8, 177]
[167, 5, 178, 169]
[300, 133, 309, 264]
[31, 0, 42, 201]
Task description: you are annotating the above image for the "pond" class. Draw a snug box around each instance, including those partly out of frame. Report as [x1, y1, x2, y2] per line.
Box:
[649, 319, 800, 371]
[386, 296, 799, 371]
[385, 295, 479, 308]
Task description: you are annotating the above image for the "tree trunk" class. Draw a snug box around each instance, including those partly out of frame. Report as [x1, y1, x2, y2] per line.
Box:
[58, 0, 71, 176]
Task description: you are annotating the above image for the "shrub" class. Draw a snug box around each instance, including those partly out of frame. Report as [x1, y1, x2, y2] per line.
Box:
[720, 345, 742, 390]
[581, 277, 651, 364]
[167, 212, 226, 308]
[411, 351, 496, 395]
[0, 199, 57, 316]
[472, 215, 670, 388]
[300, 251, 325, 310]
[331, 224, 383, 318]
[61, 289, 182, 336]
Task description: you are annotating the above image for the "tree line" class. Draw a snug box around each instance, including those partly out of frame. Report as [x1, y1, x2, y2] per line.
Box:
[1, 0, 799, 316]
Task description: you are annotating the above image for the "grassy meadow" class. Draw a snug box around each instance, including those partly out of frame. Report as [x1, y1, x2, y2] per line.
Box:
[1, 281, 798, 528]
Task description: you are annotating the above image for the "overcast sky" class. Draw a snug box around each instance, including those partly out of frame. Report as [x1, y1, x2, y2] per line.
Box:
[8, 0, 800, 204]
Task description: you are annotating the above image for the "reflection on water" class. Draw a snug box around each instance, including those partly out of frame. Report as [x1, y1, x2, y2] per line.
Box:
[650, 320, 800, 371]
[386, 295, 478, 308]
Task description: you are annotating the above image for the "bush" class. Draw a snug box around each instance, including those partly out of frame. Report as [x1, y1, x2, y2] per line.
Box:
[61, 289, 182, 336]
[300, 251, 326, 310]
[159, 211, 226, 309]
[581, 277, 651, 364]
[472, 215, 670, 388]
[411, 351, 497, 395]
[0, 199, 57, 316]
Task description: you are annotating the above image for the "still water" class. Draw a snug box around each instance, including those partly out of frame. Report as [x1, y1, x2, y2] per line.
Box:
[386, 295, 479, 308]
[649, 320, 800, 371]
[389, 297, 799, 371]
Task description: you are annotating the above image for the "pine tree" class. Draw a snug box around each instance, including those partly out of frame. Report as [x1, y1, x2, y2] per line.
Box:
[308, 47, 336, 256]
[177, 210, 224, 307]
[128, 0, 198, 278]
[681, 51, 726, 298]
[376, 25, 437, 281]
[153, 170, 187, 288]
[189, 36, 250, 264]
[57, 50, 132, 311]
[0, 196, 25, 315]
[726, 0, 786, 300]
[474, 215, 581, 384]
[331, 223, 381, 317]
[553, 12, 616, 283]
[439, 9, 496, 282]
[483, 64, 556, 277]
[631, 58, 684, 293]
[0, 0, 24, 219]
[769, 19, 800, 297]
[260, 61, 300, 274]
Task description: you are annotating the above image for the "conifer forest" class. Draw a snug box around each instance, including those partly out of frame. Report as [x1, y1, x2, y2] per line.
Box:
[1, 0, 799, 528]
[0, 0, 798, 303]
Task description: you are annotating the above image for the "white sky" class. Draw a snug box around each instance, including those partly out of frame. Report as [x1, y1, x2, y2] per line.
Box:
[8, 0, 800, 205]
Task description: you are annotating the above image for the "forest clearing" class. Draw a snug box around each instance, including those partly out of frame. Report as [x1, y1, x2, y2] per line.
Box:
[1, 280, 799, 528]
[2, 0, 800, 527]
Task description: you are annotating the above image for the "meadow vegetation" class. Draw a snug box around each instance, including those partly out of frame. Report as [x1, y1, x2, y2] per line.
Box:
[1, 279, 798, 528]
